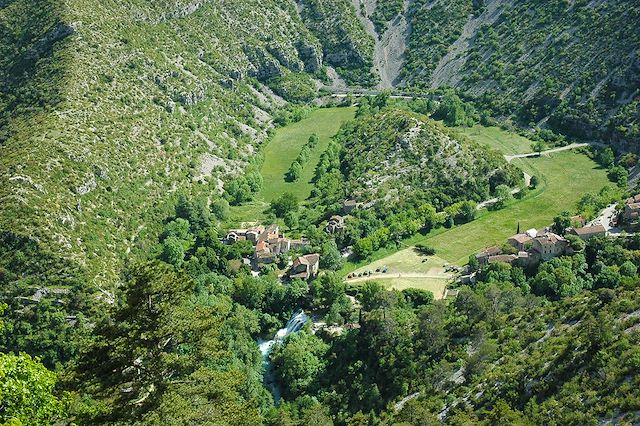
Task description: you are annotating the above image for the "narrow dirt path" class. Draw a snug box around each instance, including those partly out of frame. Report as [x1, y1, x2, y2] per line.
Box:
[504, 143, 589, 162]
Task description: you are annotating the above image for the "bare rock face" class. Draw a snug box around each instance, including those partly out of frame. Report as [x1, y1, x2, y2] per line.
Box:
[296, 40, 323, 72]
[244, 46, 283, 80]
[76, 174, 97, 195]
[267, 42, 305, 72]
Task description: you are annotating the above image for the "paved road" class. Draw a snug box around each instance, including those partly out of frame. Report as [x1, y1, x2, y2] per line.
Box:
[589, 203, 617, 231]
[504, 143, 589, 162]
[324, 87, 434, 100]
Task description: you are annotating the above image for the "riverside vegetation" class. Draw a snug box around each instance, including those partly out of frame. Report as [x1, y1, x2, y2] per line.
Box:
[2, 0, 640, 425]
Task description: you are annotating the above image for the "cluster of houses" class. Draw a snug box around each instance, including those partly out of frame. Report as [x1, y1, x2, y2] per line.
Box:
[225, 224, 319, 280]
[476, 220, 606, 268]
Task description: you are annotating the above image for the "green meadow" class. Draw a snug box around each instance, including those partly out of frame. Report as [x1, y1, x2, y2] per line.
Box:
[456, 125, 537, 156]
[229, 107, 355, 224]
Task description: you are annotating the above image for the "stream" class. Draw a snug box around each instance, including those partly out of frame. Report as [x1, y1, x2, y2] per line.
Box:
[258, 310, 309, 402]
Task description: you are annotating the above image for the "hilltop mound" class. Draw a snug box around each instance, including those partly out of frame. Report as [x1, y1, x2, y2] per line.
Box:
[336, 108, 522, 205]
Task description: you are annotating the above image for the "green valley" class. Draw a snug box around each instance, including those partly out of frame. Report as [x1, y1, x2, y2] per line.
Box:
[2, 1, 640, 425]
[228, 106, 355, 224]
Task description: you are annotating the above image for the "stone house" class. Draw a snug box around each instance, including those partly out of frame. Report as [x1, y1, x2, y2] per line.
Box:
[531, 232, 568, 261]
[568, 224, 606, 240]
[246, 226, 265, 243]
[507, 233, 533, 251]
[289, 254, 320, 280]
[476, 246, 502, 266]
[623, 195, 640, 223]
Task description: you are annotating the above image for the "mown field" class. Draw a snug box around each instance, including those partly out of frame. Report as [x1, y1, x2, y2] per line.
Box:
[229, 107, 355, 224]
[344, 126, 610, 279]
[259, 107, 356, 202]
[347, 249, 451, 297]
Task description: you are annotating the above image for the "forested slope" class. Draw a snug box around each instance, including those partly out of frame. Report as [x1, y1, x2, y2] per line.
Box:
[401, 0, 640, 146]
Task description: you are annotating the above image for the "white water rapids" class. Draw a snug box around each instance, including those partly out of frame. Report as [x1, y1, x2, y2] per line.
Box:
[258, 310, 309, 401]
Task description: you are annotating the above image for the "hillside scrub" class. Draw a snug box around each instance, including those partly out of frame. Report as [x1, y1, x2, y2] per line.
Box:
[0, 0, 323, 287]
[336, 107, 521, 205]
[371, 0, 405, 34]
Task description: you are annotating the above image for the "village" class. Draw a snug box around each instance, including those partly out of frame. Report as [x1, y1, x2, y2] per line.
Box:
[224, 224, 320, 280]
[223, 199, 361, 281]
[462, 193, 640, 283]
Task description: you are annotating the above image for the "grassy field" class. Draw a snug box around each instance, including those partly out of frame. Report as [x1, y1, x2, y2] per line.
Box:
[424, 151, 608, 264]
[258, 107, 356, 202]
[228, 107, 355, 225]
[456, 125, 535, 155]
[344, 128, 610, 277]
[347, 250, 451, 297]
[350, 249, 449, 275]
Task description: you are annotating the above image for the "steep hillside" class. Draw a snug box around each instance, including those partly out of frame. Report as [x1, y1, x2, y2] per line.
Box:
[394, 284, 640, 424]
[0, 0, 323, 286]
[336, 108, 522, 205]
[401, 0, 640, 146]
[298, 0, 377, 86]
